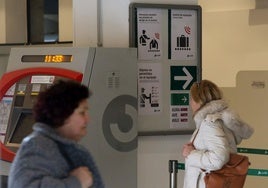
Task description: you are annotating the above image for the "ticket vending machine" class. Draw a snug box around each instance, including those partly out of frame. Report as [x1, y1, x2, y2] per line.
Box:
[0, 47, 137, 188]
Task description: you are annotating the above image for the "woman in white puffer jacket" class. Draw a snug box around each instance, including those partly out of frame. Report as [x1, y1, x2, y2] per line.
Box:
[182, 80, 254, 188]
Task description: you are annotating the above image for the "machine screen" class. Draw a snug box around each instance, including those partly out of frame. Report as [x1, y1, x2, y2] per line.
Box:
[21, 55, 73, 63]
[8, 110, 34, 144]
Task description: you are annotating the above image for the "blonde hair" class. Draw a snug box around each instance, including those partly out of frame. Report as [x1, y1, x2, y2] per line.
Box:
[190, 80, 222, 107]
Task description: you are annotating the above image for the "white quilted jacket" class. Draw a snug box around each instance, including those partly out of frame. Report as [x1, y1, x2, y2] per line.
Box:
[183, 100, 254, 188]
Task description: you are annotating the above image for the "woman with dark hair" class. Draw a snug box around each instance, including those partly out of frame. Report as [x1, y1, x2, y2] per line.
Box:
[182, 80, 254, 188]
[8, 80, 104, 188]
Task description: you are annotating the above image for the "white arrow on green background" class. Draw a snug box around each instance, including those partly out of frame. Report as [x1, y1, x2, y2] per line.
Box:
[181, 96, 187, 103]
[174, 67, 193, 89]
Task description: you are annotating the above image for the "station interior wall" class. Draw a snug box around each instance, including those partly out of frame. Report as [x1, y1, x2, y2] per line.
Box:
[1, 0, 268, 187]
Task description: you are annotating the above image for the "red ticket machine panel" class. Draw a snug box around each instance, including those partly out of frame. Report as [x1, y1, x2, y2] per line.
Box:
[0, 67, 83, 162]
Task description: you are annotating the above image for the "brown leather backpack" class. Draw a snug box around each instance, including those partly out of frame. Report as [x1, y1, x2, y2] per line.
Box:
[204, 153, 250, 188]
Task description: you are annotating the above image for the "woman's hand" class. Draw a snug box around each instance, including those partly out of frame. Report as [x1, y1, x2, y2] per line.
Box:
[182, 143, 195, 158]
[70, 166, 93, 188]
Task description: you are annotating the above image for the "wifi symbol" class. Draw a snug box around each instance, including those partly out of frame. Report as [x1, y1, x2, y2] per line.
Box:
[184, 26, 191, 35]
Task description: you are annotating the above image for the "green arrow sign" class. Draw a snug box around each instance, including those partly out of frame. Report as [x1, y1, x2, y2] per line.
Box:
[170, 66, 197, 90]
[171, 93, 189, 106]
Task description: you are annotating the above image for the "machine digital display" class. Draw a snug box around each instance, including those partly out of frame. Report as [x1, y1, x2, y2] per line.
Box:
[21, 55, 73, 63]
[7, 109, 34, 146]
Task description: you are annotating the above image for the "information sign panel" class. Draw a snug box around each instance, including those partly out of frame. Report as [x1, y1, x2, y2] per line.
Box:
[130, 3, 202, 135]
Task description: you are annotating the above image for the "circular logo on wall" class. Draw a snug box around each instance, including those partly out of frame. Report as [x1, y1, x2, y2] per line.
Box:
[102, 95, 137, 152]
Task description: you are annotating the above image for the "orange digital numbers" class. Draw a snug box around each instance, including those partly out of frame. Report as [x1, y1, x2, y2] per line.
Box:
[21, 55, 73, 63]
[45, 55, 64, 63]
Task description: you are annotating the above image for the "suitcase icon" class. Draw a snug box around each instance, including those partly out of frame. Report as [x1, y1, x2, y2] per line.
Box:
[177, 35, 189, 47]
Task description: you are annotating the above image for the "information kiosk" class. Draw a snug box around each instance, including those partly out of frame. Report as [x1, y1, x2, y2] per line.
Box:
[0, 47, 137, 188]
